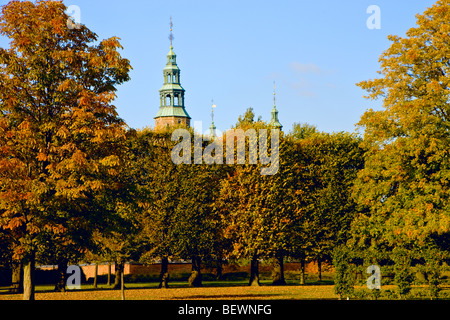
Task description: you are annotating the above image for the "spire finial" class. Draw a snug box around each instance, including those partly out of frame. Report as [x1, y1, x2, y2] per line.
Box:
[211, 99, 216, 124]
[273, 81, 276, 106]
[210, 100, 217, 137]
[269, 82, 282, 130]
[169, 16, 174, 47]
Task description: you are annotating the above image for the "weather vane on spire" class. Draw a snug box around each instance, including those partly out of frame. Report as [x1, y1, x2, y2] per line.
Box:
[169, 16, 174, 47]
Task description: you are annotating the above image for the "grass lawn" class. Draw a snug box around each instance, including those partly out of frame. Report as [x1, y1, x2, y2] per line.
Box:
[3, 285, 450, 300]
[0, 280, 341, 300]
[2, 278, 450, 300]
[0, 285, 340, 301]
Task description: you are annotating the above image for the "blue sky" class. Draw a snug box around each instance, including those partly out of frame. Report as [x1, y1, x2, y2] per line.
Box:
[0, 0, 438, 134]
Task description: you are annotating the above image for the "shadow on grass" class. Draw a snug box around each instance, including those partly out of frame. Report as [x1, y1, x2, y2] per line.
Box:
[172, 294, 285, 300]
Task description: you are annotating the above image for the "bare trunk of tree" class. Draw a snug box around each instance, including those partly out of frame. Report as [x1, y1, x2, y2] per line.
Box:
[299, 258, 306, 285]
[249, 255, 260, 286]
[317, 259, 322, 282]
[188, 256, 202, 287]
[158, 256, 169, 288]
[54, 259, 68, 292]
[121, 271, 125, 300]
[9, 262, 23, 294]
[113, 260, 124, 290]
[23, 254, 35, 300]
[107, 262, 111, 286]
[215, 257, 223, 280]
[272, 254, 286, 285]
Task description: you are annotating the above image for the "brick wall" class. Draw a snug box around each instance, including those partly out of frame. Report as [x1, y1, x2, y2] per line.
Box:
[155, 116, 190, 128]
[78, 261, 333, 281]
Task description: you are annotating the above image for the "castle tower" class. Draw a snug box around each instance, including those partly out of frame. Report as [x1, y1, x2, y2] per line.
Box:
[269, 82, 283, 130]
[154, 18, 191, 128]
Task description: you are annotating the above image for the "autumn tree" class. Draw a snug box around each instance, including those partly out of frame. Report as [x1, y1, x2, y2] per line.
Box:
[132, 127, 179, 289]
[35, 228, 90, 292]
[296, 132, 364, 281]
[355, 0, 450, 242]
[218, 117, 303, 286]
[131, 125, 229, 288]
[353, 0, 450, 298]
[0, 0, 131, 299]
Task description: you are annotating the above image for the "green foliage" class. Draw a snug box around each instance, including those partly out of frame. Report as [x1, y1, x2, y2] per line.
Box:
[4, 0, 450, 301]
[354, 0, 450, 246]
[420, 245, 444, 300]
[392, 247, 413, 299]
[289, 122, 318, 140]
[332, 246, 354, 299]
[235, 107, 262, 127]
[297, 132, 364, 264]
[348, 0, 450, 300]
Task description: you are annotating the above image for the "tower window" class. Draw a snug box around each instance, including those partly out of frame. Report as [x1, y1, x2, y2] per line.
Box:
[166, 95, 171, 106]
[174, 96, 179, 106]
[173, 75, 176, 83]
[167, 74, 171, 83]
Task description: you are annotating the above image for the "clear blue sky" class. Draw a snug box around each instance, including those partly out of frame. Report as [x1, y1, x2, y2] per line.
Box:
[0, 0, 438, 134]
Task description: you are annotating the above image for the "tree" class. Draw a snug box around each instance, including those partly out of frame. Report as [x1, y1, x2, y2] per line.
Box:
[134, 127, 180, 289]
[332, 245, 355, 300]
[35, 229, 89, 292]
[235, 107, 262, 127]
[218, 120, 301, 286]
[299, 132, 364, 279]
[92, 129, 143, 299]
[355, 0, 450, 244]
[134, 126, 230, 288]
[289, 122, 318, 140]
[172, 163, 223, 287]
[353, 0, 450, 299]
[0, 0, 131, 299]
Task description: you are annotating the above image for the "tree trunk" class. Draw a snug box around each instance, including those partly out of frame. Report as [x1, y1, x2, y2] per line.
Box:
[107, 262, 111, 286]
[23, 254, 35, 300]
[121, 270, 125, 300]
[93, 263, 98, 288]
[215, 258, 223, 280]
[272, 254, 286, 285]
[9, 262, 23, 294]
[299, 258, 306, 285]
[317, 259, 322, 282]
[113, 260, 124, 290]
[249, 255, 260, 286]
[158, 256, 169, 289]
[188, 256, 202, 287]
[54, 259, 68, 292]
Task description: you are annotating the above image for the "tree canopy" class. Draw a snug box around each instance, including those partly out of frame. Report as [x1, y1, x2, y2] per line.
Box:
[0, 0, 131, 299]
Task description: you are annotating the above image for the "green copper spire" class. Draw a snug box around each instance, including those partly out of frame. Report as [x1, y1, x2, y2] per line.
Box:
[155, 18, 191, 127]
[269, 82, 282, 130]
[209, 101, 217, 137]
